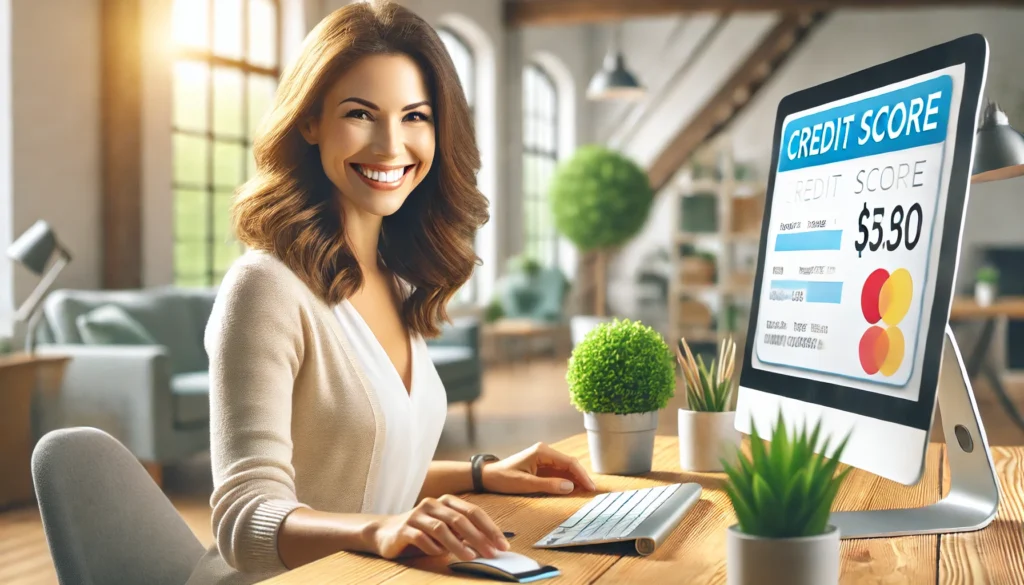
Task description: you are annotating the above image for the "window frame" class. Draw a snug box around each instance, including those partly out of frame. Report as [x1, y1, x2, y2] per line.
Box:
[521, 63, 560, 269]
[171, 0, 282, 287]
[437, 25, 480, 305]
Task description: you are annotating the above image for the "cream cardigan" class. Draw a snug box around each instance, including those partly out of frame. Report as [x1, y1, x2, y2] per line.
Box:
[187, 249, 394, 584]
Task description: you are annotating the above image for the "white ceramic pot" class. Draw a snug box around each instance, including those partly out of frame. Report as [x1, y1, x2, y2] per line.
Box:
[677, 409, 742, 472]
[583, 411, 658, 475]
[727, 524, 840, 585]
[975, 282, 996, 307]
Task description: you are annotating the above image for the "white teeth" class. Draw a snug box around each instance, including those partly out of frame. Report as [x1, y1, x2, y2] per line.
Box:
[356, 165, 405, 184]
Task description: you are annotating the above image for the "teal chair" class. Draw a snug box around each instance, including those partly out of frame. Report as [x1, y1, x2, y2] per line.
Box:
[496, 266, 570, 324]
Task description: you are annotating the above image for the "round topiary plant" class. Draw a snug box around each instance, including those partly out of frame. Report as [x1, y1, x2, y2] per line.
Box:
[567, 318, 676, 415]
[549, 145, 654, 252]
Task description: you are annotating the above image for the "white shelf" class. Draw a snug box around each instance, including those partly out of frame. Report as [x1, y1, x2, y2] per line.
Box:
[668, 137, 765, 347]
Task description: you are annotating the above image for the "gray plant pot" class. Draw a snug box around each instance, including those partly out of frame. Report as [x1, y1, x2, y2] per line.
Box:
[726, 524, 840, 585]
[583, 411, 658, 475]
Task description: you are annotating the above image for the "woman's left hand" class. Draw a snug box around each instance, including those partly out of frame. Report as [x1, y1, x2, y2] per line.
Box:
[481, 442, 597, 496]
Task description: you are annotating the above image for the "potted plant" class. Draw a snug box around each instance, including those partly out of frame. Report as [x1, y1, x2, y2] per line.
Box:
[567, 318, 675, 475]
[549, 145, 655, 325]
[723, 412, 852, 585]
[975, 266, 999, 307]
[483, 298, 505, 324]
[675, 336, 741, 472]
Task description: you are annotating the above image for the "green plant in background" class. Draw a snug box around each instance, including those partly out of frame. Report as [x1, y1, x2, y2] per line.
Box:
[722, 411, 852, 538]
[977, 265, 999, 284]
[549, 145, 654, 316]
[483, 298, 505, 323]
[0, 336, 11, 355]
[675, 336, 736, 412]
[507, 254, 542, 278]
[566, 318, 675, 415]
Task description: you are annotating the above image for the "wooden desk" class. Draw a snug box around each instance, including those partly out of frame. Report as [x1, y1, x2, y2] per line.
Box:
[950, 295, 1024, 432]
[257, 434, 1024, 584]
[0, 353, 70, 509]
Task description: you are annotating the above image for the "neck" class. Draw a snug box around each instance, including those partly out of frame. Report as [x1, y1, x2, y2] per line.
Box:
[340, 197, 383, 273]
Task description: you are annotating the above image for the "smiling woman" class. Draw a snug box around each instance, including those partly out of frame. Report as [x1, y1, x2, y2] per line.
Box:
[184, 2, 591, 585]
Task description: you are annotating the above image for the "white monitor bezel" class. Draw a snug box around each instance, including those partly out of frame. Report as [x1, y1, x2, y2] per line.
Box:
[736, 34, 989, 486]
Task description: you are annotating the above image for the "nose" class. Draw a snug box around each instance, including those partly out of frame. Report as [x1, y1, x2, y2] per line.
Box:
[370, 118, 403, 159]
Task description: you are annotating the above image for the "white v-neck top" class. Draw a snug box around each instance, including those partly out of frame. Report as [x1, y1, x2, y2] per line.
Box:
[333, 299, 448, 515]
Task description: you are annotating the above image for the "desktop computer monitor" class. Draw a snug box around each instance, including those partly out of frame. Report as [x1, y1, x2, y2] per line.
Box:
[736, 34, 989, 491]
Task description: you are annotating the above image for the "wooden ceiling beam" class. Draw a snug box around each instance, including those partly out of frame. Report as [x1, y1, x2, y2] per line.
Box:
[647, 11, 826, 193]
[506, 0, 1024, 27]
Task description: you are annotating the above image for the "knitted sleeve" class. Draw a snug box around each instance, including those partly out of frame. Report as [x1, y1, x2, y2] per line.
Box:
[204, 254, 311, 573]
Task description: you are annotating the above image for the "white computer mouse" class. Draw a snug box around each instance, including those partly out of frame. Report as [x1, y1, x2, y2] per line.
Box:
[449, 550, 560, 582]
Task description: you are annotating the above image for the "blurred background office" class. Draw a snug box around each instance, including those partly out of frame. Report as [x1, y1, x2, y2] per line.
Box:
[3, 1, 1024, 583]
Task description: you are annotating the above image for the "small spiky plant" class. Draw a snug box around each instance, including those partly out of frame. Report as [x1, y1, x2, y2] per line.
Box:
[675, 336, 736, 412]
[722, 412, 852, 538]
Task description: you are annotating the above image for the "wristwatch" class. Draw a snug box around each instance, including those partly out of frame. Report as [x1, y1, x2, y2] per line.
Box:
[471, 453, 499, 493]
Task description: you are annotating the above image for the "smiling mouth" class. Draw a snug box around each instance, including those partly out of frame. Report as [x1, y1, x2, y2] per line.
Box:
[350, 163, 416, 190]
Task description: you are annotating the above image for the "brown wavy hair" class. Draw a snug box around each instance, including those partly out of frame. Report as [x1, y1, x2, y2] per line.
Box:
[232, 0, 488, 337]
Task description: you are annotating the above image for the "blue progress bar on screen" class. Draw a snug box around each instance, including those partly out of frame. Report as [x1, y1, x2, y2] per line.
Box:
[774, 229, 843, 252]
[770, 280, 844, 304]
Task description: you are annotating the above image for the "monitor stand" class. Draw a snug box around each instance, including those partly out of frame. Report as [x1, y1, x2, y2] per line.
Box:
[829, 324, 1001, 539]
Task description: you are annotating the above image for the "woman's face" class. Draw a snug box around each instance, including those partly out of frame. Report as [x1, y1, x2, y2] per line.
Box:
[301, 53, 435, 217]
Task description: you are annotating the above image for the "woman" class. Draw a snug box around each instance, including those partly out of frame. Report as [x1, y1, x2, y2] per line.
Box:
[186, 2, 595, 583]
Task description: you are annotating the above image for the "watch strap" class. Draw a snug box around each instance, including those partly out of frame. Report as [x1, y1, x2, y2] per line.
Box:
[471, 454, 498, 493]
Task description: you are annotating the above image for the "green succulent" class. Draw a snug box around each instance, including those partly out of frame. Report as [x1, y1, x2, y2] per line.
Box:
[676, 336, 736, 412]
[566, 318, 675, 415]
[977, 266, 999, 285]
[722, 411, 852, 538]
[549, 145, 655, 251]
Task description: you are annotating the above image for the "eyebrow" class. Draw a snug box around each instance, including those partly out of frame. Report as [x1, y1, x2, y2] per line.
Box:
[339, 97, 431, 111]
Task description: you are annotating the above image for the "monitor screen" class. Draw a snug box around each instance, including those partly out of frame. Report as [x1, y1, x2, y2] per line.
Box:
[750, 65, 966, 404]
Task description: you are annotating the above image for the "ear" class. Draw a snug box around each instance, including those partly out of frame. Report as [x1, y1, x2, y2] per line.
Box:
[298, 115, 320, 145]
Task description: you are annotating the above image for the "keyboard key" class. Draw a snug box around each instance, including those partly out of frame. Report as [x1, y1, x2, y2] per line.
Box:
[558, 493, 607, 528]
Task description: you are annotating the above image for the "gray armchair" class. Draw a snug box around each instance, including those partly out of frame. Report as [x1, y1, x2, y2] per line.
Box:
[32, 287, 215, 473]
[426, 316, 484, 443]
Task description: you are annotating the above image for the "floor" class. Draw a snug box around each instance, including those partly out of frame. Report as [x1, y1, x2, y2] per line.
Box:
[3, 357, 1024, 585]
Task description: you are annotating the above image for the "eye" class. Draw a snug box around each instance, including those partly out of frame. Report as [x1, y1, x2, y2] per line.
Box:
[346, 109, 373, 121]
[405, 111, 432, 123]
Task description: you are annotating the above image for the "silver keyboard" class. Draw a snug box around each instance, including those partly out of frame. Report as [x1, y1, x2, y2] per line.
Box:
[533, 483, 702, 555]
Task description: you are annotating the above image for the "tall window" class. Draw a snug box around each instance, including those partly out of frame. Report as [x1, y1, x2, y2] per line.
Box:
[438, 27, 478, 304]
[171, 0, 280, 287]
[522, 64, 559, 268]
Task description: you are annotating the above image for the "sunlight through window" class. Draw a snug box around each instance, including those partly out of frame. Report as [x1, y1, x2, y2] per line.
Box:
[171, 0, 280, 287]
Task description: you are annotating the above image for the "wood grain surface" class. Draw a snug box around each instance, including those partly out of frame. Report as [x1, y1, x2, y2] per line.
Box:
[258, 435, 1024, 585]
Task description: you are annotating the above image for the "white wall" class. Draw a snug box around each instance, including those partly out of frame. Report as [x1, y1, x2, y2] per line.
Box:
[6, 0, 102, 341]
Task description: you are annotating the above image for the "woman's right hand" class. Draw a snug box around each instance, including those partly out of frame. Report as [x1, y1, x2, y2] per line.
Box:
[368, 494, 510, 561]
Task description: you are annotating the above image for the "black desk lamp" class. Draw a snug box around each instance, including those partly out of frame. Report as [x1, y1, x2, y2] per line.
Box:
[972, 101, 1024, 183]
[6, 220, 71, 353]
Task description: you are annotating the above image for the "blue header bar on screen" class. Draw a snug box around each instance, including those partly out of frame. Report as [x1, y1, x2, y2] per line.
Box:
[777, 75, 952, 173]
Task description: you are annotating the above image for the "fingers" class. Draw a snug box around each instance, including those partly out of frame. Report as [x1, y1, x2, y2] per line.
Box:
[427, 499, 500, 558]
[410, 512, 476, 561]
[517, 473, 578, 495]
[439, 494, 510, 551]
[534, 443, 597, 491]
[405, 527, 445, 556]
